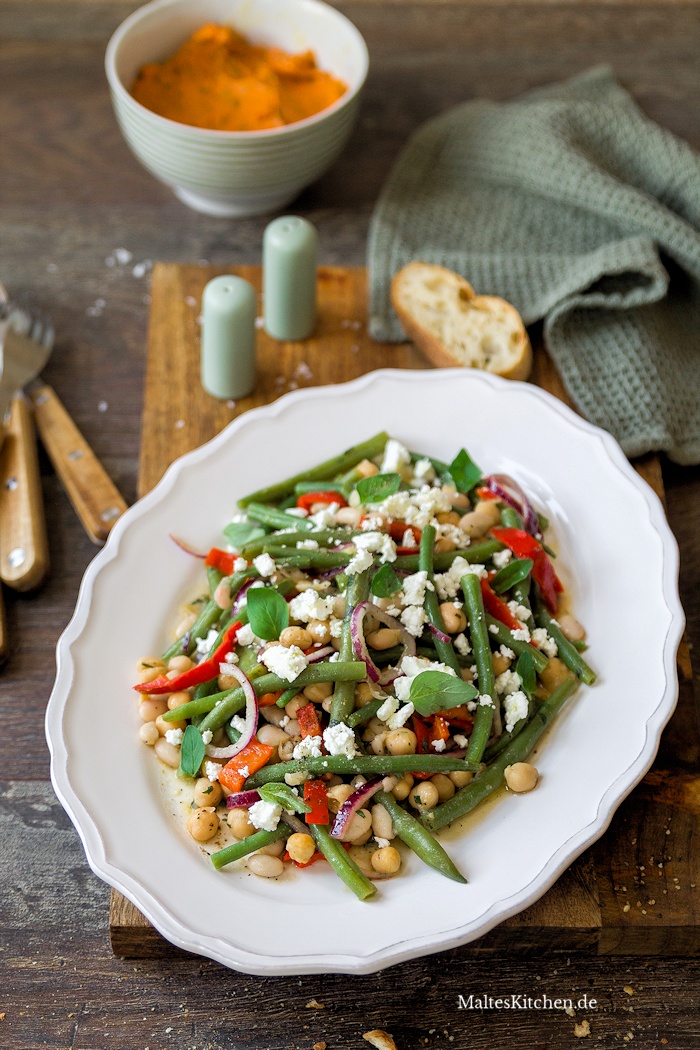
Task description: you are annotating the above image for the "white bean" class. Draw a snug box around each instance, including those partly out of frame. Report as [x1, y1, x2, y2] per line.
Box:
[247, 855, 284, 878]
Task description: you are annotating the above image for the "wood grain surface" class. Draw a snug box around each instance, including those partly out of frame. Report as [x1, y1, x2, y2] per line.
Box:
[2, 3, 700, 1048]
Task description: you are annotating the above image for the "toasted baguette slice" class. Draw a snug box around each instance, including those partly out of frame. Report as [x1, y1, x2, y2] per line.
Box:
[391, 262, 532, 382]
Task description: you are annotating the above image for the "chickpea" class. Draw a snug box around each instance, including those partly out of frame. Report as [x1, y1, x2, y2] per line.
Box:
[167, 690, 191, 712]
[371, 803, 394, 840]
[492, 652, 511, 676]
[434, 537, 457, 553]
[460, 666, 475, 682]
[286, 833, 316, 865]
[449, 770, 474, 788]
[436, 511, 461, 526]
[335, 506, 362, 527]
[139, 696, 168, 722]
[439, 602, 467, 634]
[333, 596, 346, 619]
[137, 665, 163, 685]
[354, 682, 376, 708]
[539, 656, 570, 694]
[371, 846, 401, 875]
[558, 612, 586, 642]
[214, 580, 233, 610]
[303, 681, 333, 703]
[327, 784, 354, 814]
[409, 781, 440, 812]
[284, 770, 308, 787]
[366, 628, 401, 650]
[260, 704, 286, 726]
[247, 855, 284, 878]
[154, 737, 181, 768]
[459, 499, 501, 538]
[370, 733, 388, 755]
[331, 636, 342, 651]
[343, 809, 373, 845]
[155, 713, 185, 735]
[278, 738, 296, 762]
[285, 695, 307, 719]
[139, 722, 159, 746]
[442, 484, 469, 509]
[431, 773, 456, 803]
[347, 845, 375, 878]
[391, 773, 414, 801]
[362, 716, 386, 743]
[356, 458, 379, 478]
[385, 728, 417, 756]
[218, 673, 240, 690]
[211, 728, 228, 747]
[257, 724, 289, 749]
[306, 619, 331, 645]
[505, 762, 539, 793]
[351, 775, 367, 789]
[187, 808, 220, 843]
[321, 696, 334, 714]
[228, 807, 255, 839]
[136, 656, 165, 674]
[279, 626, 312, 649]
[194, 777, 223, 807]
[167, 655, 193, 675]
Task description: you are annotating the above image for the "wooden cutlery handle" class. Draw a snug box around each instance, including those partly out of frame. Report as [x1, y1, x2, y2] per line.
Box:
[0, 396, 50, 591]
[30, 384, 128, 545]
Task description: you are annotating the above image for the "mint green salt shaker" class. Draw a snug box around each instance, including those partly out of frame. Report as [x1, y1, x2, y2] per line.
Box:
[200, 275, 256, 399]
[263, 216, 318, 340]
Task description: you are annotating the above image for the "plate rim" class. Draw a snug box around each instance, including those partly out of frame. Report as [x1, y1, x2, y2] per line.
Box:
[46, 368, 684, 974]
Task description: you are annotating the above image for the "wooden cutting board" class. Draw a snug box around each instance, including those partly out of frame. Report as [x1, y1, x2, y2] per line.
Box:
[110, 263, 699, 959]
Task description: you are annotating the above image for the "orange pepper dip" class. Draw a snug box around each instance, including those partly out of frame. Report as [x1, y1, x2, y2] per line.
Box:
[130, 23, 347, 131]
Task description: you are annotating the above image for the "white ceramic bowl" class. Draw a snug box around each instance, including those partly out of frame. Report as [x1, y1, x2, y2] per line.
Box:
[105, 0, 369, 216]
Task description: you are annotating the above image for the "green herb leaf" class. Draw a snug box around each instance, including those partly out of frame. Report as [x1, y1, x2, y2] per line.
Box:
[259, 783, 312, 814]
[409, 670, 478, 718]
[491, 558, 534, 595]
[223, 521, 266, 550]
[370, 563, 402, 599]
[448, 449, 482, 494]
[246, 586, 290, 641]
[355, 472, 401, 504]
[179, 725, 206, 779]
[515, 650, 536, 698]
[537, 512, 550, 534]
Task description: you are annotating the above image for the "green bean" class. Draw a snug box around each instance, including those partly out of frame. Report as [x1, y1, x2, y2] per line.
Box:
[461, 573, 496, 764]
[245, 753, 478, 787]
[244, 502, 315, 532]
[241, 528, 348, 559]
[276, 686, 302, 708]
[238, 432, 390, 507]
[394, 540, 502, 572]
[484, 616, 549, 674]
[271, 550, 354, 569]
[210, 825, 289, 870]
[495, 510, 536, 627]
[346, 697, 384, 728]
[532, 597, 596, 685]
[206, 565, 224, 595]
[330, 569, 370, 725]
[500, 506, 524, 530]
[161, 598, 222, 662]
[294, 481, 349, 497]
[375, 791, 467, 884]
[422, 676, 579, 831]
[491, 558, 533, 595]
[482, 710, 531, 763]
[308, 824, 376, 901]
[163, 667, 270, 723]
[419, 524, 461, 674]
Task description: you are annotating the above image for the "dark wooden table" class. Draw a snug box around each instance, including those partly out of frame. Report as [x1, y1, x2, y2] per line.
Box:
[2, 3, 699, 1048]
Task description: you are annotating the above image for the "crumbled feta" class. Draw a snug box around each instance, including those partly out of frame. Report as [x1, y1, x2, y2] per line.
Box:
[478, 694, 494, 707]
[377, 696, 399, 722]
[511, 626, 531, 642]
[309, 503, 339, 528]
[233, 556, 248, 572]
[296, 539, 319, 550]
[404, 485, 453, 529]
[248, 800, 282, 833]
[195, 628, 219, 656]
[237, 623, 265, 648]
[466, 700, 477, 712]
[253, 553, 276, 578]
[388, 701, 415, 730]
[354, 531, 397, 564]
[329, 651, 340, 662]
[292, 735, 323, 760]
[205, 761, 222, 782]
[488, 624, 500, 635]
[400, 605, 428, 637]
[219, 655, 239, 676]
[401, 528, 419, 549]
[508, 600, 531, 622]
[436, 522, 470, 549]
[165, 728, 183, 746]
[361, 513, 385, 532]
[412, 457, 435, 484]
[393, 655, 456, 702]
[453, 733, 469, 748]
[492, 548, 513, 569]
[329, 616, 344, 638]
[323, 722, 358, 758]
[401, 570, 432, 606]
[531, 627, 558, 657]
[346, 547, 374, 574]
[285, 506, 308, 518]
[375, 837, 391, 849]
[261, 644, 309, 682]
[381, 438, 411, 474]
[453, 633, 472, 656]
[434, 557, 486, 600]
[495, 669, 522, 696]
[230, 715, 247, 733]
[504, 691, 529, 733]
[237, 765, 250, 780]
[499, 644, 515, 660]
[201, 730, 213, 745]
[289, 589, 335, 623]
[432, 737, 446, 752]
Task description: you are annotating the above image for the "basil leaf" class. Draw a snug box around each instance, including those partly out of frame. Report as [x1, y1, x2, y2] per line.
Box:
[179, 724, 206, 779]
[370, 563, 402, 598]
[355, 472, 401, 504]
[259, 782, 312, 814]
[409, 670, 478, 718]
[246, 586, 289, 641]
[491, 558, 534, 595]
[449, 449, 482, 494]
[224, 521, 266, 550]
[516, 650, 536, 698]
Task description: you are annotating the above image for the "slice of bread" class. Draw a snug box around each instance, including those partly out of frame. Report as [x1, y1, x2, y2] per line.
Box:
[391, 262, 532, 382]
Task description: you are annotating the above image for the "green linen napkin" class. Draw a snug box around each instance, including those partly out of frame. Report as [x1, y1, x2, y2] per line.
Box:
[368, 67, 700, 464]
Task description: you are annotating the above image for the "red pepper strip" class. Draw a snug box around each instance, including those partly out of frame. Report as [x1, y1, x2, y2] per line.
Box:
[388, 521, 421, 546]
[430, 715, 450, 746]
[284, 850, 325, 868]
[491, 527, 562, 613]
[259, 691, 284, 707]
[297, 703, 322, 739]
[219, 740, 275, 795]
[134, 620, 242, 693]
[205, 547, 238, 575]
[476, 486, 500, 501]
[480, 579, 522, 632]
[411, 715, 436, 779]
[436, 706, 474, 731]
[303, 779, 329, 825]
[296, 490, 348, 511]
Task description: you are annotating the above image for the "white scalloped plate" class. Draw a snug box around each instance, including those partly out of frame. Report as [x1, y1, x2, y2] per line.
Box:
[46, 369, 683, 974]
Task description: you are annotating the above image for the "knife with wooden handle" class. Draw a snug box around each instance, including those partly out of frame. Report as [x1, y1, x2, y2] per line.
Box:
[0, 395, 50, 590]
[29, 384, 128, 545]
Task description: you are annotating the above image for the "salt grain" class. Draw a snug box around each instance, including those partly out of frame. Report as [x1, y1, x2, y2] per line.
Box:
[132, 260, 152, 279]
[98, 400, 108, 413]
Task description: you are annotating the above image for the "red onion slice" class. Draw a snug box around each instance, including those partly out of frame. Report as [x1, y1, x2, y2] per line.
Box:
[428, 623, 451, 645]
[351, 602, 416, 685]
[232, 577, 257, 617]
[306, 645, 335, 664]
[205, 665, 259, 760]
[225, 789, 261, 808]
[330, 776, 385, 840]
[482, 474, 541, 536]
[169, 533, 206, 558]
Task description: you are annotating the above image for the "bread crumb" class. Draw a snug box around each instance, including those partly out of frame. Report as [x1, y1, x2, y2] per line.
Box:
[623, 1032, 634, 1042]
[623, 985, 635, 996]
[306, 1000, 324, 1009]
[313, 1043, 327, 1050]
[363, 1031, 398, 1050]
[564, 1006, 576, 1017]
[573, 1020, 591, 1038]
[623, 903, 631, 912]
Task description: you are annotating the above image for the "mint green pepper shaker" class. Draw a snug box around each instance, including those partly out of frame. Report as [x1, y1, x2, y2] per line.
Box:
[263, 216, 318, 340]
[200, 275, 256, 399]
